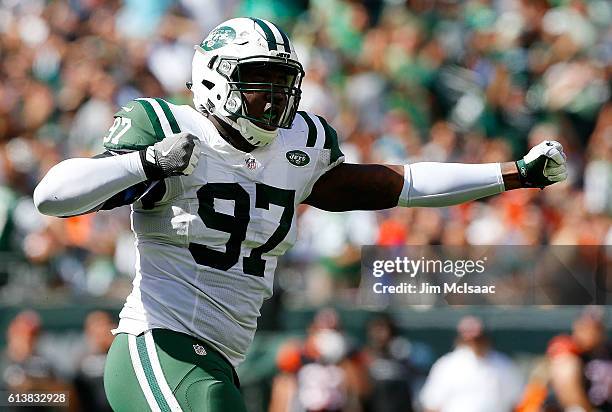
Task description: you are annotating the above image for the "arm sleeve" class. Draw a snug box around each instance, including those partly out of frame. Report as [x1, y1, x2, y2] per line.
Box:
[34, 97, 179, 217]
[398, 162, 505, 207]
[34, 151, 147, 217]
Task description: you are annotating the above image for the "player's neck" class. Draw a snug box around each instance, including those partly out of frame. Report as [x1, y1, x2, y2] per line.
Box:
[206, 114, 257, 153]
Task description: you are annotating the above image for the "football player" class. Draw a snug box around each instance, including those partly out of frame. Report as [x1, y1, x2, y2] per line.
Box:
[33, 17, 567, 412]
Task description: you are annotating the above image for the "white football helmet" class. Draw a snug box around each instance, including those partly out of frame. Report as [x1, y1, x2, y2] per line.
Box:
[189, 17, 304, 146]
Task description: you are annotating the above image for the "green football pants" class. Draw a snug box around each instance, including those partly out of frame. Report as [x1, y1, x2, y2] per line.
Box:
[103, 329, 247, 412]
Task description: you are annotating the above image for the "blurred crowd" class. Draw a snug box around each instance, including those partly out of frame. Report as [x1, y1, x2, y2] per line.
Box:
[268, 306, 611, 412]
[0, 1, 611, 411]
[2, 306, 609, 411]
[0, 0, 610, 302]
[1, 309, 116, 411]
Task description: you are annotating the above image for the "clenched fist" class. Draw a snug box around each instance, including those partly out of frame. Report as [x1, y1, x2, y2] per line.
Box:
[139, 132, 202, 180]
[516, 140, 567, 188]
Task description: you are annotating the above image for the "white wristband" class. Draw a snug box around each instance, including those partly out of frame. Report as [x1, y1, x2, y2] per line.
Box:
[398, 162, 505, 207]
[398, 163, 412, 207]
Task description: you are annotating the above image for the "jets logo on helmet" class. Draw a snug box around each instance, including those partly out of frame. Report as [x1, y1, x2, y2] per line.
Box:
[190, 17, 304, 147]
[201, 26, 236, 51]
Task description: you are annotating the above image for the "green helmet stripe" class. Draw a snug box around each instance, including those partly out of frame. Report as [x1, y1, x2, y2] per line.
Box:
[250, 18, 277, 51]
[154, 98, 181, 134]
[297, 111, 317, 147]
[135, 100, 164, 141]
[269, 21, 291, 53]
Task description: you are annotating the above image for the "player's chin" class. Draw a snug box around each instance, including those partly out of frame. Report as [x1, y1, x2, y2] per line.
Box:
[252, 119, 278, 131]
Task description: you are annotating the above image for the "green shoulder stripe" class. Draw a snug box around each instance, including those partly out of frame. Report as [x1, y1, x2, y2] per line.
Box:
[136, 99, 165, 140]
[316, 115, 344, 164]
[103, 98, 183, 151]
[154, 98, 181, 134]
[297, 111, 317, 147]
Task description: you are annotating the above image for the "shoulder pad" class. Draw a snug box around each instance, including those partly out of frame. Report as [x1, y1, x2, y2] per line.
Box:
[103, 98, 183, 151]
[295, 111, 344, 165]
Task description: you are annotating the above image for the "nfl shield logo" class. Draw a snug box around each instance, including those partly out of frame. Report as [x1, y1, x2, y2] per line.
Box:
[193, 344, 207, 356]
[245, 155, 258, 170]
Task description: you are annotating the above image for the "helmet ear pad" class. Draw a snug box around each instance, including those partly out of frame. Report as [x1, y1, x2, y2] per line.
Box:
[201, 79, 215, 90]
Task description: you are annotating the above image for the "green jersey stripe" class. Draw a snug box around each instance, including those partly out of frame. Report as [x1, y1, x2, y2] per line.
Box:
[154, 98, 181, 134]
[297, 111, 317, 147]
[250, 18, 277, 51]
[316, 115, 344, 164]
[136, 335, 172, 412]
[269, 22, 291, 53]
[136, 100, 164, 142]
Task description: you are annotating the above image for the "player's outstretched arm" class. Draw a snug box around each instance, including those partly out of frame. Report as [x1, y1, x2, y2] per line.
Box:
[304, 140, 567, 212]
[34, 132, 201, 217]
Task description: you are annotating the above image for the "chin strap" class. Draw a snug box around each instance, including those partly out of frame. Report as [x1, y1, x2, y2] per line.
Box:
[194, 93, 279, 147]
[206, 114, 276, 148]
[236, 117, 278, 146]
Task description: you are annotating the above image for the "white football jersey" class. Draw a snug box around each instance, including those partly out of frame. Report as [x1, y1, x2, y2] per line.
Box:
[105, 98, 344, 365]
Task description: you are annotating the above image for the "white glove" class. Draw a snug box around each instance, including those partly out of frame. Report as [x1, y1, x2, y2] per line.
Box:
[139, 132, 201, 180]
[517, 140, 567, 188]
